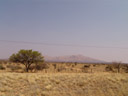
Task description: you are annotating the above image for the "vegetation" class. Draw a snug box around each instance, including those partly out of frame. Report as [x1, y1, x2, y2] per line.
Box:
[105, 62, 123, 73]
[7, 64, 22, 71]
[112, 62, 121, 73]
[0, 59, 128, 96]
[9, 49, 44, 72]
[0, 64, 5, 70]
[0, 60, 128, 73]
[105, 65, 113, 72]
[0, 73, 128, 96]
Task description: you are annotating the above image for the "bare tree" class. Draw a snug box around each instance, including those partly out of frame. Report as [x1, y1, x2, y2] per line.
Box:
[112, 61, 122, 73]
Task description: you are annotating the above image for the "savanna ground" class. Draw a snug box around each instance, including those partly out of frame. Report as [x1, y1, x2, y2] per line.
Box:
[0, 61, 128, 96]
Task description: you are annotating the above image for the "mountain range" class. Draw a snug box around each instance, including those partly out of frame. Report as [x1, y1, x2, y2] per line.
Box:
[44, 55, 106, 63]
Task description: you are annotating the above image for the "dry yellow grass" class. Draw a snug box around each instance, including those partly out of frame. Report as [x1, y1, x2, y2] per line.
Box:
[0, 72, 128, 96]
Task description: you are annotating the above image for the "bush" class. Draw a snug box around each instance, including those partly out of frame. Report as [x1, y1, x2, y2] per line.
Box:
[38, 63, 49, 70]
[122, 64, 128, 73]
[7, 65, 22, 71]
[53, 64, 57, 69]
[0, 64, 5, 70]
[112, 62, 122, 73]
[3, 61, 8, 64]
[83, 65, 90, 68]
[29, 63, 49, 71]
[0, 60, 3, 64]
[66, 63, 72, 67]
[105, 65, 113, 72]
[81, 65, 90, 73]
[74, 62, 77, 66]
[0, 60, 8, 64]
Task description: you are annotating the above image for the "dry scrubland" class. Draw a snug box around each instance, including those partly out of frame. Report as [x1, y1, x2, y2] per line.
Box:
[0, 73, 128, 96]
[0, 61, 128, 73]
[0, 61, 128, 96]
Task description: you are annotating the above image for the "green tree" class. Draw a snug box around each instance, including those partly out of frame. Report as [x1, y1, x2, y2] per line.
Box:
[9, 49, 44, 72]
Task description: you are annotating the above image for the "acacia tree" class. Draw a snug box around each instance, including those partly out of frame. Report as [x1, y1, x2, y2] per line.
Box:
[9, 49, 44, 72]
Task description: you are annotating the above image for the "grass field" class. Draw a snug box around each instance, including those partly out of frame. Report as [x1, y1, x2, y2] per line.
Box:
[0, 61, 128, 96]
[0, 72, 128, 96]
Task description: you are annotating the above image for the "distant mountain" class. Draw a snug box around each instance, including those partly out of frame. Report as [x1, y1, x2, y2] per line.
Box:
[44, 55, 106, 63]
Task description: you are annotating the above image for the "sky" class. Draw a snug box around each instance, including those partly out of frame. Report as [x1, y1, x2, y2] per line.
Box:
[0, 0, 128, 63]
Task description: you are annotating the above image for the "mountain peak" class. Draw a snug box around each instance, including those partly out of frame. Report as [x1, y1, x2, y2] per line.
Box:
[44, 55, 105, 63]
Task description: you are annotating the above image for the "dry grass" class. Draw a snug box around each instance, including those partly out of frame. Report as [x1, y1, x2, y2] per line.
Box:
[0, 61, 128, 96]
[0, 73, 128, 96]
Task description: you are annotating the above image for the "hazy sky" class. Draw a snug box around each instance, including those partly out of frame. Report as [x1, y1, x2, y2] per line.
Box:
[0, 0, 128, 63]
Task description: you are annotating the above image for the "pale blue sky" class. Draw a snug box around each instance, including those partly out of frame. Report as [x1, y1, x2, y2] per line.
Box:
[0, 0, 128, 62]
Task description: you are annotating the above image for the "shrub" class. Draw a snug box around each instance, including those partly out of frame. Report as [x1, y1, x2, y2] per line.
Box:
[81, 65, 90, 73]
[36, 63, 49, 70]
[7, 65, 22, 71]
[0, 61, 3, 64]
[29, 63, 49, 71]
[53, 64, 57, 69]
[83, 65, 90, 68]
[93, 64, 96, 67]
[74, 62, 77, 66]
[112, 62, 122, 73]
[66, 63, 72, 67]
[105, 65, 113, 72]
[0, 64, 5, 70]
[122, 64, 128, 73]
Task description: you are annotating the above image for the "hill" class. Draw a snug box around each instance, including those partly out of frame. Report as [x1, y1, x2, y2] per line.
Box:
[44, 55, 105, 63]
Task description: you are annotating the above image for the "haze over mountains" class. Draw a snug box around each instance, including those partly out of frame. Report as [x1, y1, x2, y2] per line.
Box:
[44, 55, 106, 63]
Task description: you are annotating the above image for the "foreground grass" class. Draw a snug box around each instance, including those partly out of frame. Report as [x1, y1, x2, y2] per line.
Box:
[0, 73, 128, 96]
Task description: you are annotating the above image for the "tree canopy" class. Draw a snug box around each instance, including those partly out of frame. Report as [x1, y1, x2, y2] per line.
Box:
[9, 49, 44, 72]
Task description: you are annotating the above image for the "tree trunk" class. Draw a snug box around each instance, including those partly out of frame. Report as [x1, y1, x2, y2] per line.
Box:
[25, 63, 31, 72]
[26, 67, 29, 72]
